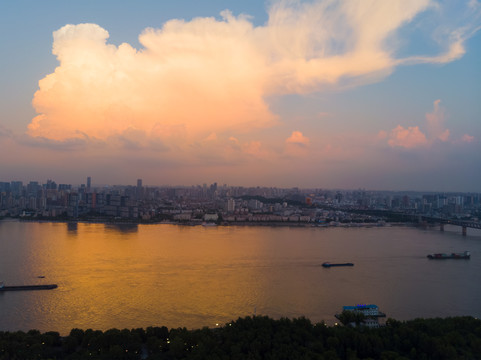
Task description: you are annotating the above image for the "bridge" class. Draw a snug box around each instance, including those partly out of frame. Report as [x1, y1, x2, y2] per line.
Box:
[339, 208, 481, 236]
[420, 216, 481, 236]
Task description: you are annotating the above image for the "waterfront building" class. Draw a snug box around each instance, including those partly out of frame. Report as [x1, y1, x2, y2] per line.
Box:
[342, 304, 384, 317]
[337, 304, 386, 328]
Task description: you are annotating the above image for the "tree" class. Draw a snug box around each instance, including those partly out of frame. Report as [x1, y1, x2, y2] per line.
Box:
[337, 310, 366, 327]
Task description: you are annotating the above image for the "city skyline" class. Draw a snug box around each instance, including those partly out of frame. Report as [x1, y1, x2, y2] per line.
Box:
[2, 175, 480, 224]
[3, 176, 481, 195]
[1, 1, 481, 191]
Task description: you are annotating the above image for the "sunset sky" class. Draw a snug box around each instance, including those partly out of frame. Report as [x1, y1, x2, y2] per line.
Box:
[1, 0, 480, 191]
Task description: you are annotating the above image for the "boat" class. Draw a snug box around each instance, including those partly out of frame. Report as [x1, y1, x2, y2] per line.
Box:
[0, 281, 57, 291]
[322, 262, 354, 267]
[427, 251, 470, 259]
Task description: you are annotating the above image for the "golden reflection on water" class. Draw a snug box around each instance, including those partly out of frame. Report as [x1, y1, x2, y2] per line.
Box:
[0, 221, 480, 334]
[8, 223, 276, 333]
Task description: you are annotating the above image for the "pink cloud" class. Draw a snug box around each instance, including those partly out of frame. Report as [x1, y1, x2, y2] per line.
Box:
[387, 125, 428, 149]
[385, 100, 474, 149]
[462, 134, 475, 143]
[285, 131, 310, 157]
[425, 99, 450, 142]
[286, 131, 310, 146]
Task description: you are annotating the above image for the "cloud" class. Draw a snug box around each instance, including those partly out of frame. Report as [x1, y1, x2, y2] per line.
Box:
[29, 20, 276, 145]
[229, 136, 240, 145]
[461, 134, 475, 143]
[15, 135, 92, 151]
[203, 133, 218, 142]
[385, 99, 474, 149]
[388, 125, 428, 149]
[399, 0, 481, 65]
[425, 99, 449, 142]
[27, 0, 481, 149]
[286, 131, 310, 146]
[284, 130, 310, 157]
[242, 140, 269, 158]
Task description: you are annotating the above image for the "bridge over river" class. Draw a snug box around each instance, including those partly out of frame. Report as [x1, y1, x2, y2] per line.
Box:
[342, 208, 481, 236]
[420, 216, 481, 235]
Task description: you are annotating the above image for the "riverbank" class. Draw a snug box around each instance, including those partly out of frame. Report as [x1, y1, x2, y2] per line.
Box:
[6, 216, 416, 229]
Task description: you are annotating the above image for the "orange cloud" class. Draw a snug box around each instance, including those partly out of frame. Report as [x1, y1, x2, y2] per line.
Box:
[388, 125, 428, 149]
[29, 20, 275, 145]
[286, 131, 310, 146]
[285, 130, 310, 157]
[27, 1, 480, 153]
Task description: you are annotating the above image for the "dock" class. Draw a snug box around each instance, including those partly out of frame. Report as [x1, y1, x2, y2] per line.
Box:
[0, 284, 58, 291]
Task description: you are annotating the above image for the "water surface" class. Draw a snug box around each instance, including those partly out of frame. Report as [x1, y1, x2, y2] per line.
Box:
[0, 220, 479, 334]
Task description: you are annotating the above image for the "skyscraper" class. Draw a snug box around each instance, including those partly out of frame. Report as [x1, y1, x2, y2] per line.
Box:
[87, 177, 91, 191]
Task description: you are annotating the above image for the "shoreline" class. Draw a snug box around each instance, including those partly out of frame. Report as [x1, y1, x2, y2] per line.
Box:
[0, 315, 479, 360]
[0, 313, 477, 336]
[3, 217, 418, 228]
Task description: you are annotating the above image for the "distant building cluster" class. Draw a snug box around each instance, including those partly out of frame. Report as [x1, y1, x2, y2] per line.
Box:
[1, 178, 480, 224]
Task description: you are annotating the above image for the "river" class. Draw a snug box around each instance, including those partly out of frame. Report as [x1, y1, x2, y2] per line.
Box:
[0, 220, 479, 334]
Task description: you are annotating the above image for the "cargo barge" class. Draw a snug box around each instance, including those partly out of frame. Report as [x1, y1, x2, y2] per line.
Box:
[0, 282, 57, 291]
[322, 262, 354, 268]
[427, 251, 470, 259]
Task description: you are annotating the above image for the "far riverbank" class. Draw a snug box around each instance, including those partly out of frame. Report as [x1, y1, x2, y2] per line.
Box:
[6, 216, 418, 229]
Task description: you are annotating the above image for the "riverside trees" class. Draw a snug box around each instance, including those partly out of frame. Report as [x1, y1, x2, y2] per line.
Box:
[0, 316, 480, 359]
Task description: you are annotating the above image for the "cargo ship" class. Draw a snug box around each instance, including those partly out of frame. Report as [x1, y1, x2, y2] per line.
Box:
[427, 251, 470, 259]
[0, 281, 58, 291]
[322, 262, 354, 267]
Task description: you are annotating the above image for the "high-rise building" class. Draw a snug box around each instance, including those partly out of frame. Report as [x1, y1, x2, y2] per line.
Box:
[0, 182, 10, 192]
[10, 181, 23, 197]
[227, 198, 235, 212]
[27, 181, 40, 197]
[87, 177, 91, 191]
[58, 184, 72, 191]
[137, 179, 142, 188]
[46, 179, 57, 190]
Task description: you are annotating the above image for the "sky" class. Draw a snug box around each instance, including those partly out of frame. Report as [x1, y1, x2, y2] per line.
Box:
[0, 0, 480, 191]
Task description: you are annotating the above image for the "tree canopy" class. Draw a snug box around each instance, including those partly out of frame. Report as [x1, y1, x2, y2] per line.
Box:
[0, 316, 480, 359]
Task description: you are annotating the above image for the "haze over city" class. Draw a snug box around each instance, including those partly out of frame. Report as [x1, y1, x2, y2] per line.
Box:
[1, 0, 480, 191]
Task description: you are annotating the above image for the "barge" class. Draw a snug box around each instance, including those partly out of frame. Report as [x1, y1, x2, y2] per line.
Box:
[322, 262, 354, 268]
[427, 251, 470, 259]
[0, 282, 57, 291]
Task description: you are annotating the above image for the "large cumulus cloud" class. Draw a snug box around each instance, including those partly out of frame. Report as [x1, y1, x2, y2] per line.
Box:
[28, 0, 480, 147]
